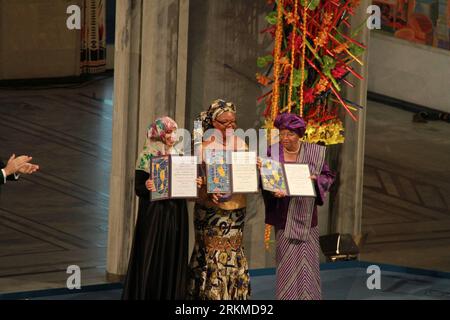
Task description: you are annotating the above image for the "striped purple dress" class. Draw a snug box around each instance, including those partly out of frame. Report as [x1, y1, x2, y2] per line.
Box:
[275, 226, 321, 299]
[262, 142, 335, 300]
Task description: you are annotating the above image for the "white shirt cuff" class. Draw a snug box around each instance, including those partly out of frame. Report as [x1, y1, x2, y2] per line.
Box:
[1, 169, 6, 184]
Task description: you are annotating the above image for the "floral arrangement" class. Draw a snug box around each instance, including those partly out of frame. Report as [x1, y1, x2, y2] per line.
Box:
[257, 0, 366, 147]
[258, 0, 366, 249]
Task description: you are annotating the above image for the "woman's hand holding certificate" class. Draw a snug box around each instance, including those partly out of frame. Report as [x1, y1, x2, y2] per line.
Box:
[260, 158, 316, 197]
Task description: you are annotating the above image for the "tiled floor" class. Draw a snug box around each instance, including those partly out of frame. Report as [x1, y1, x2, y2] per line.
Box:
[361, 101, 450, 273]
[0, 76, 113, 293]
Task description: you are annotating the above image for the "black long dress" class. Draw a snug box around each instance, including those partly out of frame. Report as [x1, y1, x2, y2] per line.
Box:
[121, 170, 189, 300]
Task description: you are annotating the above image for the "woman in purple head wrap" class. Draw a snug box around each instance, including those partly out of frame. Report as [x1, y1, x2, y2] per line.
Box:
[260, 113, 335, 300]
[273, 112, 307, 138]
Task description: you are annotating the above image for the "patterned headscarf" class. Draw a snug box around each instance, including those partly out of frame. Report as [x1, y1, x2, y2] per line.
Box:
[196, 99, 237, 131]
[274, 113, 306, 137]
[148, 116, 178, 142]
[136, 116, 179, 172]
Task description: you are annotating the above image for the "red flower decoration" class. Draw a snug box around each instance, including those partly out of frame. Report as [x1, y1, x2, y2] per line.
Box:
[261, 26, 276, 38]
[303, 88, 315, 104]
[331, 64, 347, 79]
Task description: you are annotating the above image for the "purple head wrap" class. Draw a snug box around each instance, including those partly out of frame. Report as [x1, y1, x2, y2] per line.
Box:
[274, 113, 306, 137]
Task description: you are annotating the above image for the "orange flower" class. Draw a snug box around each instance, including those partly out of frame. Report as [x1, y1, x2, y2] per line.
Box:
[333, 43, 348, 54]
[323, 12, 334, 26]
[285, 12, 297, 25]
[315, 78, 329, 94]
[264, 224, 271, 250]
[314, 31, 328, 48]
[256, 73, 271, 86]
[279, 56, 290, 66]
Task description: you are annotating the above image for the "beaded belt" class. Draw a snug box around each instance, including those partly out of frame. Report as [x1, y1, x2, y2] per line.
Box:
[203, 234, 242, 251]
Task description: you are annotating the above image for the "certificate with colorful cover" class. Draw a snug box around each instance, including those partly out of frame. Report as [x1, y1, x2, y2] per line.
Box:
[150, 155, 198, 201]
[260, 158, 288, 194]
[260, 159, 316, 197]
[205, 149, 231, 194]
[151, 155, 170, 201]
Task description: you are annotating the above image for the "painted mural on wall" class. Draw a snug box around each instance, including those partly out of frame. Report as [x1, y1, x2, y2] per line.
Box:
[373, 0, 450, 50]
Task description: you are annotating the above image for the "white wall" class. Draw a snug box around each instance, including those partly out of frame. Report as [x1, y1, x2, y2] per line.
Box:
[368, 32, 450, 113]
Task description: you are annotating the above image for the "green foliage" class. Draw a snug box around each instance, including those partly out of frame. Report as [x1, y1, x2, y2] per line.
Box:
[257, 55, 274, 68]
[349, 43, 365, 57]
[301, 0, 320, 10]
[293, 68, 308, 87]
[265, 11, 278, 25]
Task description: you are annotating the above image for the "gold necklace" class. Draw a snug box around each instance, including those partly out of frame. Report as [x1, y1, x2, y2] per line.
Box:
[284, 143, 301, 154]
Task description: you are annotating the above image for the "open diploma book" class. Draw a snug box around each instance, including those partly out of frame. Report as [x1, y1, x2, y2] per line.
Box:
[150, 155, 198, 201]
[260, 158, 316, 197]
[205, 150, 258, 194]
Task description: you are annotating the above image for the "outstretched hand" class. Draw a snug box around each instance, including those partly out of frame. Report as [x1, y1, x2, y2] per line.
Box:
[4, 154, 34, 176]
[18, 163, 39, 174]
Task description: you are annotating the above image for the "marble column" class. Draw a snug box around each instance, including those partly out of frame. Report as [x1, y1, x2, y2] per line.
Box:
[329, 1, 371, 237]
[107, 0, 189, 278]
[106, 0, 141, 280]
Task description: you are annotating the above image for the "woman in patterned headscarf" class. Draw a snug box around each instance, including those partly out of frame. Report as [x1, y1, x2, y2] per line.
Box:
[187, 99, 251, 300]
[122, 116, 191, 300]
[260, 113, 335, 300]
[196, 98, 237, 132]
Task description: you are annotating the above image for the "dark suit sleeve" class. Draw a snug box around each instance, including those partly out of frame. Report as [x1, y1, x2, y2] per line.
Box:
[6, 174, 19, 182]
[0, 160, 19, 184]
[0, 167, 4, 185]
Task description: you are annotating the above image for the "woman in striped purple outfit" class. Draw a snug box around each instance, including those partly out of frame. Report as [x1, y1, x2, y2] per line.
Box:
[260, 113, 335, 300]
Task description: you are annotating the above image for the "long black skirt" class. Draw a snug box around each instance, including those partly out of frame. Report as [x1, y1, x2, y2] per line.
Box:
[122, 198, 189, 300]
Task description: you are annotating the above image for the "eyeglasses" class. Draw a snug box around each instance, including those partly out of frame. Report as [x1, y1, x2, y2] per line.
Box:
[278, 131, 298, 138]
[214, 119, 236, 127]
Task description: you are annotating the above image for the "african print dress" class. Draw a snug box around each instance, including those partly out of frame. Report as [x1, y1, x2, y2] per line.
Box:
[187, 203, 250, 300]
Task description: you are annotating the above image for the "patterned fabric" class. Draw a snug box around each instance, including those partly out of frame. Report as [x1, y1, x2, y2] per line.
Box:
[187, 204, 250, 300]
[196, 99, 237, 131]
[135, 117, 180, 173]
[148, 116, 178, 141]
[274, 113, 307, 137]
[80, 0, 106, 74]
[284, 142, 326, 241]
[275, 226, 321, 300]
